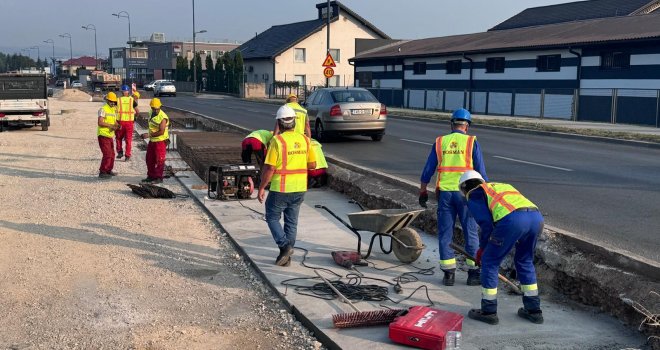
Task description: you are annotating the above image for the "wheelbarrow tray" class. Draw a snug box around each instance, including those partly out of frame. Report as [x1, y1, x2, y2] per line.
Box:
[347, 209, 424, 233]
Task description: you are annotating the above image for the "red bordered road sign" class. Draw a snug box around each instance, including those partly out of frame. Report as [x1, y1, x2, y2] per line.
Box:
[323, 67, 335, 78]
[322, 53, 336, 67]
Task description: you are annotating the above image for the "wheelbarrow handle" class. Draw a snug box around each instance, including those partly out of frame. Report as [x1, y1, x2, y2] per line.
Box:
[450, 243, 523, 295]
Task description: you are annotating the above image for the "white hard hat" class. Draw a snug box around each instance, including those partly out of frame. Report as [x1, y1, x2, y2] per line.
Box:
[276, 105, 296, 120]
[459, 170, 485, 197]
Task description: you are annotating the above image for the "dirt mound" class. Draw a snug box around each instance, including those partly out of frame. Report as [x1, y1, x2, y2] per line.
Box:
[61, 89, 92, 102]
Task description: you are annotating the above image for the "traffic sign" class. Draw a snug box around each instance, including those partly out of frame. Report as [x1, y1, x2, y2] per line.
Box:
[322, 53, 336, 67]
[323, 67, 335, 78]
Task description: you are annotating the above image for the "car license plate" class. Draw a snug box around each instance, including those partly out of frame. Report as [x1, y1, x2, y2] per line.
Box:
[352, 109, 368, 115]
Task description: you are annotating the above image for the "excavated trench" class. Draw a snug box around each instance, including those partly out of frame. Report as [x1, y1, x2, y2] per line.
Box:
[158, 107, 660, 349]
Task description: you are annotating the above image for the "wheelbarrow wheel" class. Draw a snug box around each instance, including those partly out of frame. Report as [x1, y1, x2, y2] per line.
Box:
[392, 227, 423, 263]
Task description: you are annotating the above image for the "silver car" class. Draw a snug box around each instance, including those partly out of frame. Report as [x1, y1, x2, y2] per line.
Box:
[303, 88, 387, 141]
[154, 81, 176, 97]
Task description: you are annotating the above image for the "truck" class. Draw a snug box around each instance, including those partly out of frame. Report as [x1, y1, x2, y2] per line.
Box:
[0, 73, 49, 132]
[90, 71, 121, 91]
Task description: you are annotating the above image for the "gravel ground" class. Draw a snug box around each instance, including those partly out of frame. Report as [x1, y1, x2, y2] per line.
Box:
[0, 99, 323, 350]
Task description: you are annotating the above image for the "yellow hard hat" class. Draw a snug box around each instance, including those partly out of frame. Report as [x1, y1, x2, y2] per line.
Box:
[132, 90, 141, 98]
[106, 92, 118, 102]
[150, 98, 162, 109]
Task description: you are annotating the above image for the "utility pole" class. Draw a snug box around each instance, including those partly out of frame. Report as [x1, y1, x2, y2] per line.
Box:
[326, 0, 330, 88]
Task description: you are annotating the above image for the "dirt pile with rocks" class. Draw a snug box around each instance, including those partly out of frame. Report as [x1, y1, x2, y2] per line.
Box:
[60, 88, 93, 102]
[0, 99, 324, 350]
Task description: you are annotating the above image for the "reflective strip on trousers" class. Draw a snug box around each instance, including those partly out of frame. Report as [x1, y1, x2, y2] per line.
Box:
[482, 287, 498, 300]
[439, 258, 456, 270]
[466, 259, 478, 269]
[521, 283, 539, 296]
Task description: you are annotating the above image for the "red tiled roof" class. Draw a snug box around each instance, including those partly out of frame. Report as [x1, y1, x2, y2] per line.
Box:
[61, 56, 101, 66]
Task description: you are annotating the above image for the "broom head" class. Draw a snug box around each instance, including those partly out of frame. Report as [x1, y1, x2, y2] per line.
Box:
[332, 308, 406, 328]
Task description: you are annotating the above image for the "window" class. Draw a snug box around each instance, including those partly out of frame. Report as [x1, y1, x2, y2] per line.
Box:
[294, 48, 306, 63]
[112, 50, 123, 59]
[329, 75, 340, 87]
[600, 51, 630, 70]
[305, 92, 318, 105]
[215, 51, 225, 59]
[537, 54, 561, 72]
[357, 71, 372, 88]
[319, 92, 334, 105]
[413, 62, 427, 75]
[331, 90, 378, 103]
[329, 49, 340, 63]
[446, 60, 462, 74]
[294, 75, 306, 87]
[486, 57, 505, 73]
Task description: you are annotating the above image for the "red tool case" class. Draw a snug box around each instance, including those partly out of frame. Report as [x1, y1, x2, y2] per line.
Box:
[389, 306, 463, 350]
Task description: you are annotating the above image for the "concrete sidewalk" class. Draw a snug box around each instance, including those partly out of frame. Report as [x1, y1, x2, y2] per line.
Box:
[167, 159, 645, 349]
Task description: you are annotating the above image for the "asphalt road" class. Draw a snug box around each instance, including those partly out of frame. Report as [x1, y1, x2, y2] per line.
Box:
[164, 94, 660, 262]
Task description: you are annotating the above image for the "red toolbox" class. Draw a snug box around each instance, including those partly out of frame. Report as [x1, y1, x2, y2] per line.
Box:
[389, 306, 463, 350]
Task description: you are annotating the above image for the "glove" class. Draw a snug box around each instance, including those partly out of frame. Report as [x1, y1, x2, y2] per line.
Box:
[419, 190, 428, 208]
[475, 248, 484, 266]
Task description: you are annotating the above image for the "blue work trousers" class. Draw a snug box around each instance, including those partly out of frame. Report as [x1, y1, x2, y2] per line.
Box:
[437, 190, 479, 271]
[481, 210, 544, 314]
[265, 191, 305, 249]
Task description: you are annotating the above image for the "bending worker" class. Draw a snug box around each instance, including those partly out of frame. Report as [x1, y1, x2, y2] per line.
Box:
[242, 129, 273, 167]
[97, 92, 120, 179]
[115, 84, 139, 161]
[140, 98, 169, 184]
[458, 170, 544, 325]
[419, 108, 487, 286]
[258, 105, 316, 267]
[308, 139, 328, 188]
[274, 93, 311, 137]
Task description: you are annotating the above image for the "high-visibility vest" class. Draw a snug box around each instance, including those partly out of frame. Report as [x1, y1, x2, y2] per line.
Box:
[311, 139, 328, 169]
[117, 96, 135, 121]
[435, 133, 476, 191]
[148, 110, 170, 142]
[269, 132, 311, 193]
[481, 183, 537, 222]
[245, 130, 273, 145]
[97, 104, 117, 138]
[287, 102, 308, 135]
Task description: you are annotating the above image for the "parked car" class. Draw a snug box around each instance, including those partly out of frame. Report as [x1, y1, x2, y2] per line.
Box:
[71, 81, 82, 88]
[144, 79, 172, 91]
[154, 81, 176, 97]
[47, 88, 54, 97]
[55, 79, 65, 87]
[303, 87, 387, 141]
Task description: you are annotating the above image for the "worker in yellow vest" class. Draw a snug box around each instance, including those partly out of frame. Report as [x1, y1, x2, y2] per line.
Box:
[115, 85, 139, 161]
[140, 98, 169, 184]
[419, 109, 488, 286]
[273, 94, 311, 137]
[308, 139, 328, 188]
[97, 92, 120, 179]
[258, 105, 316, 267]
[458, 170, 544, 325]
[242, 129, 273, 166]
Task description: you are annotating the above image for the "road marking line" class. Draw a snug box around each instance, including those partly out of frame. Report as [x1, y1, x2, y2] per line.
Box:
[493, 156, 573, 172]
[400, 138, 433, 146]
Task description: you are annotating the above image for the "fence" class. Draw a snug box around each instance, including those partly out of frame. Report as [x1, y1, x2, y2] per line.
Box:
[367, 87, 660, 127]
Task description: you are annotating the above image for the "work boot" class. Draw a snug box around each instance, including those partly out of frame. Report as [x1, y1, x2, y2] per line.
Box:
[124, 156, 130, 162]
[517, 308, 544, 324]
[116, 151, 123, 159]
[467, 269, 481, 286]
[98, 173, 112, 179]
[442, 270, 455, 286]
[151, 178, 163, 184]
[141, 177, 155, 183]
[468, 309, 499, 325]
[108, 171, 118, 176]
[275, 246, 294, 266]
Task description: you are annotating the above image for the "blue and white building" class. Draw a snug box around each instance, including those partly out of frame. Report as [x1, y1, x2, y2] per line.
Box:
[350, 0, 660, 126]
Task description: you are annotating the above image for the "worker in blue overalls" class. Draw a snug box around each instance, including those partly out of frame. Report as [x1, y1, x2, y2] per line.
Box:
[458, 170, 544, 325]
[419, 109, 488, 286]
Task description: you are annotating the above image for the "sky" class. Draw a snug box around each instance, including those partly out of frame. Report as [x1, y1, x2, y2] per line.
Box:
[0, 0, 576, 60]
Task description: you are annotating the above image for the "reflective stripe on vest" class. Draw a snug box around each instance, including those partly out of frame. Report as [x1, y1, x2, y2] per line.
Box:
[481, 183, 537, 222]
[97, 104, 117, 138]
[287, 102, 307, 135]
[117, 96, 135, 121]
[435, 133, 475, 191]
[246, 130, 273, 145]
[148, 110, 170, 142]
[270, 133, 310, 193]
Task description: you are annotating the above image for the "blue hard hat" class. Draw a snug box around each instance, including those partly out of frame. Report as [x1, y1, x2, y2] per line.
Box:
[121, 84, 130, 92]
[451, 108, 472, 124]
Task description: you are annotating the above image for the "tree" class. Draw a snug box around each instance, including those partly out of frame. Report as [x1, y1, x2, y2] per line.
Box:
[224, 52, 234, 94]
[232, 51, 244, 94]
[194, 53, 203, 91]
[205, 54, 215, 91]
[214, 53, 226, 92]
[175, 56, 189, 81]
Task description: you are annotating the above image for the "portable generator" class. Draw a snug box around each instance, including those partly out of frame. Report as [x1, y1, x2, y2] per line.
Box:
[389, 306, 463, 350]
[207, 164, 260, 200]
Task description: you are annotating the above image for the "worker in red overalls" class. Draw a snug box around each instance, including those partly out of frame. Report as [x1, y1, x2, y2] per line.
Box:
[115, 85, 139, 161]
[140, 98, 169, 184]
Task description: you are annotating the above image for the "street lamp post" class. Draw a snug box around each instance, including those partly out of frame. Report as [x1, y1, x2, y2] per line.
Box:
[82, 24, 98, 70]
[112, 11, 131, 46]
[192, 0, 206, 94]
[44, 39, 56, 75]
[30, 46, 40, 61]
[59, 33, 73, 61]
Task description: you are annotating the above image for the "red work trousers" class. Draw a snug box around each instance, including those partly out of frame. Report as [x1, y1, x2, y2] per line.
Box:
[98, 136, 115, 174]
[115, 121, 135, 157]
[146, 140, 167, 180]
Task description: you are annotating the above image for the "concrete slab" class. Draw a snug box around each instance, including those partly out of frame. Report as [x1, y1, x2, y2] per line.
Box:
[166, 163, 645, 350]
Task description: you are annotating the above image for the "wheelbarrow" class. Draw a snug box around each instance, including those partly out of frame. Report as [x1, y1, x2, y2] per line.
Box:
[315, 203, 426, 263]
